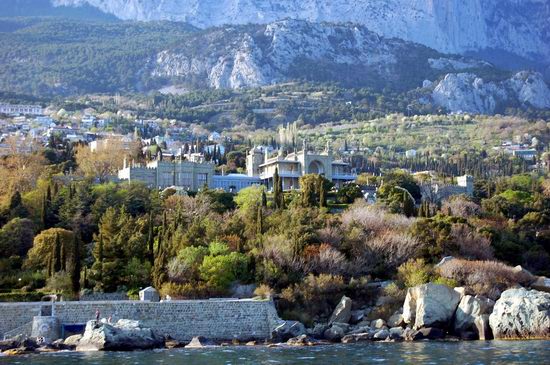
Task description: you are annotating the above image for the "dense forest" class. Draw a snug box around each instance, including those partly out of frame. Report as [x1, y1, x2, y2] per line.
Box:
[1, 138, 549, 324]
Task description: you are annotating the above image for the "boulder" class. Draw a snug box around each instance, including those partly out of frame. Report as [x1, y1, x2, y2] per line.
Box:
[371, 319, 387, 329]
[389, 327, 404, 340]
[412, 327, 446, 340]
[512, 265, 536, 284]
[185, 336, 217, 348]
[489, 288, 550, 339]
[349, 310, 365, 324]
[329, 296, 352, 324]
[271, 321, 306, 342]
[403, 283, 461, 329]
[309, 323, 329, 339]
[454, 295, 494, 333]
[0, 339, 19, 352]
[341, 332, 372, 343]
[373, 329, 390, 341]
[323, 325, 346, 342]
[388, 310, 405, 328]
[63, 334, 82, 347]
[76, 320, 164, 351]
[286, 335, 317, 346]
[531, 276, 550, 293]
[474, 314, 492, 341]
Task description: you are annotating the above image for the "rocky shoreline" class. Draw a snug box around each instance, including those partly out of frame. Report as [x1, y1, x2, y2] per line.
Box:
[1, 284, 549, 356]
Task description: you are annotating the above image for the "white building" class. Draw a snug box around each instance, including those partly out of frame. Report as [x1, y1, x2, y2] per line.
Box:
[0, 104, 43, 116]
[246, 142, 356, 190]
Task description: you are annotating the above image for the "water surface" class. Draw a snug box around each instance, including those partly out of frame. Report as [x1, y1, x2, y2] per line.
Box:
[1, 341, 548, 365]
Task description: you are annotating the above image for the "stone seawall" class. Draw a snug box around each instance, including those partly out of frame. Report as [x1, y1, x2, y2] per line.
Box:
[0, 299, 282, 341]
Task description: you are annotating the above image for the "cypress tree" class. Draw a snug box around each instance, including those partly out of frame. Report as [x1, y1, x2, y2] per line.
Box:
[40, 195, 48, 230]
[256, 205, 264, 236]
[71, 232, 81, 294]
[53, 232, 62, 273]
[273, 168, 282, 209]
[403, 191, 416, 218]
[152, 232, 167, 289]
[60, 235, 67, 272]
[147, 212, 154, 266]
[319, 179, 327, 208]
[261, 190, 267, 208]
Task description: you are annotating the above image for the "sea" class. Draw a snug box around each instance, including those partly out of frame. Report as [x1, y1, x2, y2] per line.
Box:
[1, 341, 549, 365]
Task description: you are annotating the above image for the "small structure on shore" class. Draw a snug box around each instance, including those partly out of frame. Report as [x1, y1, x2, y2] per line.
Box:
[139, 287, 160, 302]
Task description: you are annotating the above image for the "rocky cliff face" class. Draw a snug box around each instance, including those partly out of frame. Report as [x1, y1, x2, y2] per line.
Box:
[52, 0, 550, 69]
[431, 71, 550, 114]
[149, 20, 486, 91]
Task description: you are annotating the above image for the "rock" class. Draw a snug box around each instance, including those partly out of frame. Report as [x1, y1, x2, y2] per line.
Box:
[373, 329, 390, 341]
[459, 331, 477, 341]
[341, 332, 372, 343]
[387, 310, 405, 328]
[245, 341, 257, 346]
[310, 323, 329, 339]
[165, 339, 186, 349]
[323, 325, 346, 342]
[474, 314, 493, 341]
[76, 319, 164, 351]
[389, 327, 404, 340]
[403, 283, 461, 329]
[453, 287, 467, 299]
[286, 335, 317, 346]
[349, 310, 365, 324]
[329, 296, 352, 324]
[271, 321, 306, 342]
[375, 296, 393, 306]
[531, 276, 550, 293]
[63, 334, 82, 347]
[454, 295, 494, 333]
[413, 327, 446, 340]
[2, 348, 27, 356]
[402, 327, 415, 341]
[49, 339, 71, 350]
[0, 340, 19, 352]
[185, 336, 217, 348]
[331, 322, 350, 333]
[371, 319, 387, 329]
[489, 288, 550, 339]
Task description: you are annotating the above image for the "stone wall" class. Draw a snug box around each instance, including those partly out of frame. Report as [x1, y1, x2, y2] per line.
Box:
[0, 299, 281, 341]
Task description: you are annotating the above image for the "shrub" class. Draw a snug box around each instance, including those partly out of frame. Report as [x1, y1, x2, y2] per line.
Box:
[159, 281, 223, 299]
[437, 258, 532, 299]
[442, 195, 481, 218]
[46, 271, 74, 295]
[253, 284, 272, 299]
[199, 252, 249, 290]
[450, 224, 494, 260]
[0, 291, 44, 302]
[397, 258, 433, 288]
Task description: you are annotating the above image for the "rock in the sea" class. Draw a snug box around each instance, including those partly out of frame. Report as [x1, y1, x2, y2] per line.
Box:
[349, 310, 365, 324]
[389, 327, 404, 340]
[489, 288, 550, 339]
[373, 329, 390, 341]
[286, 334, 317, 346]
[403, 283, 461, 329]
[76, 319, 164, 351]
[341, 332, 372, 343]
[323, 325, 346, 342]
[531, 276, 550, 293]
[388, 310, 405, 328]
[185, 336, 217, 348]
[272, 321, 306, 342]
[474, 314, 493, 341]
[329, 296, 352, 324]
[309, 323, 329, 339]
[411, 327, 446, 340]
[63, 334, 82, 347]
[454, 295, 494, 333]
[371, 319, 387, 329]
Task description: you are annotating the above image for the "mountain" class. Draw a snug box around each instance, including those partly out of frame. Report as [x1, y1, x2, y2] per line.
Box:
[51, 0, 550, 72]
[0, 0, 117, 21]
[1, 18, 548, 115]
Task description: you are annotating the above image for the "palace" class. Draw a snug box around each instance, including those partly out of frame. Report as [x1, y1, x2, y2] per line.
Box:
[247, 142, 356, 191]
